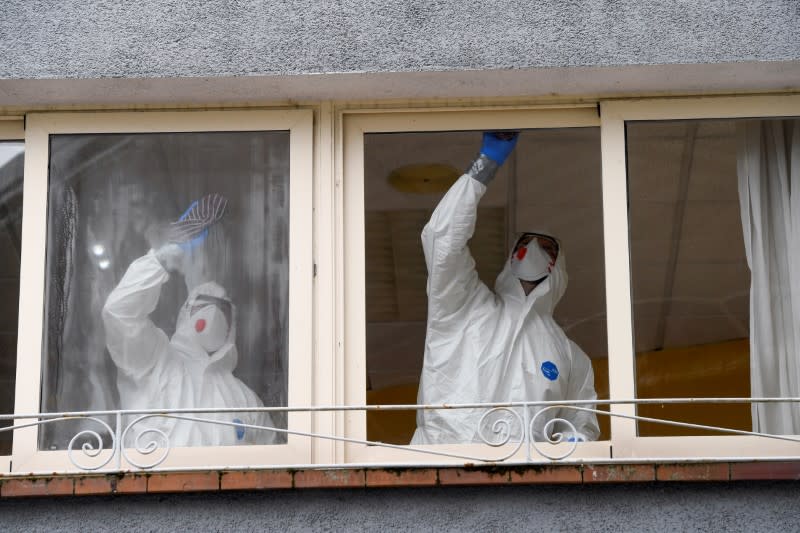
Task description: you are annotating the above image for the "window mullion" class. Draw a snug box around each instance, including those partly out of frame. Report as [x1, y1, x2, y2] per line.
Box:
[600, 102, 637, 455]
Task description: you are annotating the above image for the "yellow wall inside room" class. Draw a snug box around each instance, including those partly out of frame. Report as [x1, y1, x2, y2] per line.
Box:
[367, 338, 751, 443]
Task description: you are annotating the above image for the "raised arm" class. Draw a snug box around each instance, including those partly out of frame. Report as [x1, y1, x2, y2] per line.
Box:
[422, 132, 519, 322]
[102, 247, 176, 379]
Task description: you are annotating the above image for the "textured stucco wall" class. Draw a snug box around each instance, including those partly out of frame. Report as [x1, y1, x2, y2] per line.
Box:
[1, 483, 799, 532]
[1, 0, 798, 80]
[1, 0, 798, 105]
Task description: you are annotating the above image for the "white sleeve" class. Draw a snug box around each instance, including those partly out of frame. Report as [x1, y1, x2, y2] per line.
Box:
[422, 174, 492, 324]
[102, 250, 171, 380]
[561, 341, 601, 441]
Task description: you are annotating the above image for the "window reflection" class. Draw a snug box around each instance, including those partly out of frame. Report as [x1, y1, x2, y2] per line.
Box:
[627, 118, 800, 436]
[0, 141, 23, 455]
[42, 132, 290, 448]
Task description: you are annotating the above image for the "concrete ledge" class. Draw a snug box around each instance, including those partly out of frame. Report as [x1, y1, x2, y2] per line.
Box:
[1, 461, 798, 497]
[0, 61, 798, 109]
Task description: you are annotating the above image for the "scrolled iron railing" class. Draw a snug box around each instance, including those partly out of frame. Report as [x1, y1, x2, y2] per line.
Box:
[1, 398, 800, 474]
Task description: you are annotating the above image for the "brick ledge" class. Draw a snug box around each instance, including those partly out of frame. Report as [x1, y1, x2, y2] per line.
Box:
[2, 461, 799, 497]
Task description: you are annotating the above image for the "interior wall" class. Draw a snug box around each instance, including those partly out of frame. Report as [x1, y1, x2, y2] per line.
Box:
[628, 120, 748, 354]
[627, 119, 751, 436]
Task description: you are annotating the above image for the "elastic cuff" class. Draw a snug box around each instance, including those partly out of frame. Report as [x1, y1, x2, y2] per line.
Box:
[150, 247, 171, 274]
[466, 154, 499, 185]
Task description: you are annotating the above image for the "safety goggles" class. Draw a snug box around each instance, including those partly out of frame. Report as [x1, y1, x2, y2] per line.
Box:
[188, 294, 233, 326]
[512, 232, 559, 262]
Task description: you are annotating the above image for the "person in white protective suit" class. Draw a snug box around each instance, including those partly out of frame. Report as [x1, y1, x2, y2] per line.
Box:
[102, 195, 276, 447]
[411, 132, 600, 445]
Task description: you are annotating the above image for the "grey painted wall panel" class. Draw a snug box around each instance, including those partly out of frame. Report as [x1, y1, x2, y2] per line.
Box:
[0, 483, 799, 531]
[1, 1, 798, 80]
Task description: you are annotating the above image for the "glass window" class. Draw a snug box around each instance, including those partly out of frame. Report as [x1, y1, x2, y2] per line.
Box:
[363, 128, 609, 444]
[627, 117, 800, 436]
[41, 131, 289, 449]
[0, 141, 23, 455]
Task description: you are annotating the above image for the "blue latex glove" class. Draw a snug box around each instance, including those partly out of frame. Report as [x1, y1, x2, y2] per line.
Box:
[232, 418, 246, 441]
[562, 431, 587, 443]
[177, 200, 208, 250]
[480, 131, 520, 165]
[167, 193, 228, 250]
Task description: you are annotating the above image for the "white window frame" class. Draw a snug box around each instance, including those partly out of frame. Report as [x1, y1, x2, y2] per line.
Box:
[601, 94, 800, 460]
[4, 93, 799, 473]
[0, 119, 25, 472]
[12, 110, 314, 473]
[339, 106, 613, 464]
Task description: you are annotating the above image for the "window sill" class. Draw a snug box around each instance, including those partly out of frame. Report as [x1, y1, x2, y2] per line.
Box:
[2, 461, 800, 497]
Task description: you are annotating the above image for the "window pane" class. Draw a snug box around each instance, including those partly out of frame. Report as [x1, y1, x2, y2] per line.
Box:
[42, 132, 289, 449]
[364, 129, 608, 444]
[0, 141, 23, 455]
[627, 118, 800, 436]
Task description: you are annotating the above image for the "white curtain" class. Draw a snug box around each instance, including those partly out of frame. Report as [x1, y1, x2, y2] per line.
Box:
[738, 119, 800, 434]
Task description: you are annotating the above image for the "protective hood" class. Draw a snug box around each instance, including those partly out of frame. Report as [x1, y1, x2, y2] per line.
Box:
[494, 236, 568, 316]
[170, 281, 238, 372]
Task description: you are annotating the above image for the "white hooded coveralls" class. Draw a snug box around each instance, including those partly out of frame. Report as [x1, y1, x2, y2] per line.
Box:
[411, 174, 600, 445]
[102, 251, 276, 447]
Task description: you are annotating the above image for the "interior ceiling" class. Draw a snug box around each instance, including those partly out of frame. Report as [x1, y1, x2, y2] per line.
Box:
[365, 124, 748, 390]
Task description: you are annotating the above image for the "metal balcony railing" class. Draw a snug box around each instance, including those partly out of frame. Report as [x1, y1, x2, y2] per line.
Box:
[2, 398, 800, 474]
